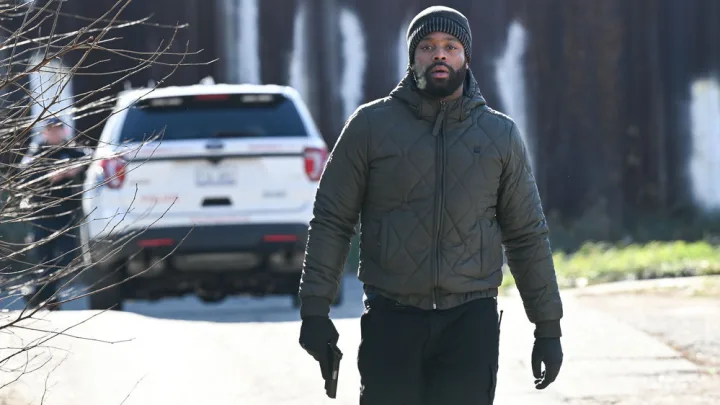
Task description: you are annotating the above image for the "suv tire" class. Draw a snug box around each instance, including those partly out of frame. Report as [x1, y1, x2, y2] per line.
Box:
[89, 268, 125, 311]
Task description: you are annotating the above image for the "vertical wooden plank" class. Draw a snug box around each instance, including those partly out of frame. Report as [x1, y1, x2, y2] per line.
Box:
[258, 0, 299, 86]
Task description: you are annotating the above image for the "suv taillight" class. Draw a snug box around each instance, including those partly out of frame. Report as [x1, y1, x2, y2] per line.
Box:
[304, 147, 327, 182]
[100, 158, 127, 189]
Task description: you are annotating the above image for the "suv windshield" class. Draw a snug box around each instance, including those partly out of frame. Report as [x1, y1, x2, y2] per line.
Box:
[118, 93, 308, 143]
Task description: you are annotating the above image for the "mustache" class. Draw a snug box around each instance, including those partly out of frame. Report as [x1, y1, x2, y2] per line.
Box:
[426, 62, 455, 74]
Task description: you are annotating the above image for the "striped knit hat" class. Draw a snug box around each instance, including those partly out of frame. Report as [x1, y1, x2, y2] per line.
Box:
[406, 6, 472, 64]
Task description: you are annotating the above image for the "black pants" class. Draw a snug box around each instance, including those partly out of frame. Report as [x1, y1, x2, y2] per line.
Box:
[26, 217, 78, 307]
[358, 294, 500, 405]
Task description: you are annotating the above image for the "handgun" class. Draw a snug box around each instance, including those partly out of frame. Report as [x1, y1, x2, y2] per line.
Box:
[324, 342, 343, 399]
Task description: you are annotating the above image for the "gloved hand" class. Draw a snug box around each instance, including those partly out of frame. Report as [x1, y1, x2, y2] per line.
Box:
[531, 337, 563, 389]
[299, 316, 339, 380]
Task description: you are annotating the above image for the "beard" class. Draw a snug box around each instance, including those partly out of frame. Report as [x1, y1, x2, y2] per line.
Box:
[413, 62, 467, 99]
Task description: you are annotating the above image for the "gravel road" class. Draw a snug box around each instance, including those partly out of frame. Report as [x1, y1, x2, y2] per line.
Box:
[0, 276, 717, 405]
[573, 277, 720, 370]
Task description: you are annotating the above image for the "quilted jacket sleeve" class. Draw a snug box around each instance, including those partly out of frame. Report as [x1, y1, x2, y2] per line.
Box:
[298, 107, 370, 318]
[497, 122, 564, 337]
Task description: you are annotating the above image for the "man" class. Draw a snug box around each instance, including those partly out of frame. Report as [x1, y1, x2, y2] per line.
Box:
[298, 5, 563, 404]
[21, 117, 87, 309]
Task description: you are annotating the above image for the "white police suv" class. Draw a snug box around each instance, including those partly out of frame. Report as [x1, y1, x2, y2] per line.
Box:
[79, 80, 337, 310]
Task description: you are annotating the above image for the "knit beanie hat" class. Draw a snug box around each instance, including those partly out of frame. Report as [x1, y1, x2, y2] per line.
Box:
[406, 6, 472, 65]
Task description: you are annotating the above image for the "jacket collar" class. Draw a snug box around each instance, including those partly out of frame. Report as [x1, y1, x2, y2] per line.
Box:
[389, 67, 487, 123]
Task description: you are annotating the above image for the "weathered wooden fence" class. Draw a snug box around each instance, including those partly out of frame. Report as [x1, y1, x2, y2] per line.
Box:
[6, 0, 720, 245]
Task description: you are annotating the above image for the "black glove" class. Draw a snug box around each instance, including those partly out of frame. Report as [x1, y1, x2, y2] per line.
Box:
[299, 316, 339, 380]
[531, 337, 563, 389]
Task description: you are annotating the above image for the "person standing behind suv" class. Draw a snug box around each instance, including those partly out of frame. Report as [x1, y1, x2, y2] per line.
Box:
[297, 6, 564, 404]
[21, 117, 88, 310]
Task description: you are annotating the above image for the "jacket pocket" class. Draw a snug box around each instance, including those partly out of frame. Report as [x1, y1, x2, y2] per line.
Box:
[462, 218, 504, 279]
[379, 215, 404, 272]
[480, 218, 504, 273]
[377, 211, 427, 275]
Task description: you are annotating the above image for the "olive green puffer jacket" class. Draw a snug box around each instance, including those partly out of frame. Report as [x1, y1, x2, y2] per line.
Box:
[299, 70, 563, 336]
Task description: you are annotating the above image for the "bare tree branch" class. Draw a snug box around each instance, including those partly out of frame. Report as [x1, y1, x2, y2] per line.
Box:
[0, 0, 211, 400]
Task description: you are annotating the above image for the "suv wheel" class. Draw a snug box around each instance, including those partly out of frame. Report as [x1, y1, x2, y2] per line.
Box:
[89, 268, 125, 311]
[331, 283, 344, 307]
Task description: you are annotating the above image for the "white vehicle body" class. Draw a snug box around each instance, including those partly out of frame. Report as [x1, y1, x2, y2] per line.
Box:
[82, 83, 326, 239]
[79, 82, 331, 309]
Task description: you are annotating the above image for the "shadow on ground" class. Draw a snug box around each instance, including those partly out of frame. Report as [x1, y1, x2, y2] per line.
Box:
[0, 274, 366, 323]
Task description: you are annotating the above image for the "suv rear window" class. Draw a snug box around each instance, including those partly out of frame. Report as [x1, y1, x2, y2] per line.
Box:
[118, 93, 308, 143]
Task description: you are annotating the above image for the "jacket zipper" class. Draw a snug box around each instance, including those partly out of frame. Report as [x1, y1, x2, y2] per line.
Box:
[431, 101, 447, 310]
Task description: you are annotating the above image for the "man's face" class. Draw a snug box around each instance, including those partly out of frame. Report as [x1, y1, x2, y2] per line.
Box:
[42, 125, 66, 145]
[412, 32, 468, 99]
